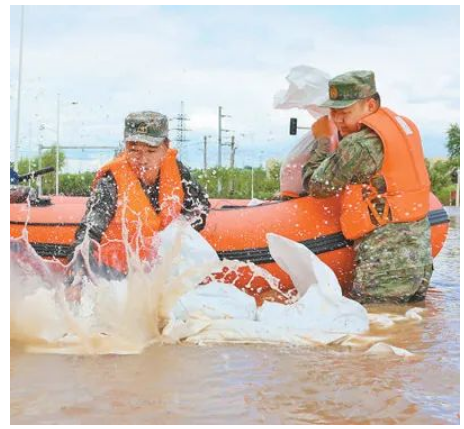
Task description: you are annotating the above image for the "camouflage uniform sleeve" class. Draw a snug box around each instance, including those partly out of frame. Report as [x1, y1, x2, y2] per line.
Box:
[73, 173, 118, 250]
[306, 128, 384, 198]
[178, 161, 210, 231]
[302, 137, 331, 191]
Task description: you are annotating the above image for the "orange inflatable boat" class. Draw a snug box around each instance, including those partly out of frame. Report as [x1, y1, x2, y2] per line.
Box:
[10, 193, 449, 296]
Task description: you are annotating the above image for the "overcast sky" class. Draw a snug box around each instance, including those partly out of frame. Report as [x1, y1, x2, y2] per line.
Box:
[10, 5, 460, 172]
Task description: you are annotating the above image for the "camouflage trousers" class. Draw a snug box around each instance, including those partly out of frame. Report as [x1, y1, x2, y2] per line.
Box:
[350, 217, 433, 304]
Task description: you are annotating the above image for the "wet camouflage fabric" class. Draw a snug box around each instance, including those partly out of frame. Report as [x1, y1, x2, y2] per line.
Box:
[351, 217, 433, 303]
[320, 70, 377, 109]
[124, 111, 169, 146]
[73, 160, 210, 251]
[303, 127, 384, 197]
[302, 126, 433, 303]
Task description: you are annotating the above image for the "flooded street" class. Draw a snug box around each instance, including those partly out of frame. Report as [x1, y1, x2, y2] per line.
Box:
[10, 209, 459, 424]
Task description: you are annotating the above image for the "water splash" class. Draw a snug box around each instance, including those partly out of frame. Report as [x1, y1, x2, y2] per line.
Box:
[11, 221, 221, 354]
[11, 221, 423, 356]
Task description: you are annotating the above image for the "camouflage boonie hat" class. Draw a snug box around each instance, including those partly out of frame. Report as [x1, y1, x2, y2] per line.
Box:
[124, 111, 169, 146]
[319, 70, 377, 109]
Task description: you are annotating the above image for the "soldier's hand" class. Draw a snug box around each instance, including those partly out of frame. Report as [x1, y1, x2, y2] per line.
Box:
[314, 137, 331, 154]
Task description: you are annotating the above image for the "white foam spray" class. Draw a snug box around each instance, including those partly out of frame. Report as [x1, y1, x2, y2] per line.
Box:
[11, 221, 421, 356]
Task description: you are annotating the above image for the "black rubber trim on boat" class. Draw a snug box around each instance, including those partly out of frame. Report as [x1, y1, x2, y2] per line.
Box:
[428, 208, 451, 225]
[26, 242, 73, 258]
[24, 208, 450, 262]
[217, 232, 351, 263]
[10, 220, 81, 226]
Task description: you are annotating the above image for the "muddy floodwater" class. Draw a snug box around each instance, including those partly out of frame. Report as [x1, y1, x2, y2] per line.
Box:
[10, 208, 459, 424]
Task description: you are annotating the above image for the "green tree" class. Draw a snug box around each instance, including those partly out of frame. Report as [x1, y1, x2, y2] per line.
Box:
[427, 159, 453, 200]
[424, 123, 460, 205]
[59, 171, 95, 196]
[192, 167, 280, 199]
[16, 146, 65, 194]
[446, 123, 460, 162]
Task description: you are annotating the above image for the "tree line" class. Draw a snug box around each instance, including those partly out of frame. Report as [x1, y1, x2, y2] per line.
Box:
[15, 124, 460, 204]
[426, 123, 460, 205]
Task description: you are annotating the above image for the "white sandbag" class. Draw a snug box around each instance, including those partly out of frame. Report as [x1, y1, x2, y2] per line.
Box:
[368, 313, 396, 329]
[366, 342, 414, 357]
[170, 282, 257, 322]
[405, 307, 425, 321]
[259, 234, 368, 335]
[166, 233, 369, 345]
[157, 219, 220, 282]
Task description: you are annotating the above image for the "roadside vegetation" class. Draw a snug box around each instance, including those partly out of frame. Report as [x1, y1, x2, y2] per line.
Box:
[16, 124, 460, 204]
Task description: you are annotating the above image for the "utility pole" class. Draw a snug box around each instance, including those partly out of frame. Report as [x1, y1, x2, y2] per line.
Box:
[251, 166, 254, 200]
[229, 135, 236, 169]
[40, 143, 118, 196]
[456, 168, 460, 207]
[217, 106, 231, 195]
[227, 135, 237, 195]
[218, 106, 222, 168]
[40, 98, 78, 196]
[203, 135, 209, 171]
[38, 143, 43, 196]
[173, 101, 190, 160]
[27, 122, 32, 175]
[56, 93, 60, 195]
[14, 5, 25, 171]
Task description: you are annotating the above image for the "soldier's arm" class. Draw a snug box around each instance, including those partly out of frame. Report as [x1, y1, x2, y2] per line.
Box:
[72, 173, 118, 250]
[306, 129, 384, 198]
[178, 161, 210, 232]
[302, 137, 332, 191]
[65, 174, 119, 291]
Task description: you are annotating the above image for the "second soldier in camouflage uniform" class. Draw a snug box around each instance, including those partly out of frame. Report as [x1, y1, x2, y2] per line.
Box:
[303, 71, 433, 304]
[68, 111, 210, 282]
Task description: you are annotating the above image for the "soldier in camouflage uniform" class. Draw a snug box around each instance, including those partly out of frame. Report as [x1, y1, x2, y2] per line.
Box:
[68, 111, 210, 284]
[302, 71, 433, 303]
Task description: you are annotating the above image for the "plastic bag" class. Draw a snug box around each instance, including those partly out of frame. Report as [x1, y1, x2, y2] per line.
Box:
[273, 65, 330, 118]
[279, 131, 317, 196]
[274, 65, 332, 196]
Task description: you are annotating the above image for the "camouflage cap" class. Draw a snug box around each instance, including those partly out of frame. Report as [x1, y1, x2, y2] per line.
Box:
[124, 111, 169, 146]
[319, 70, 377, 109]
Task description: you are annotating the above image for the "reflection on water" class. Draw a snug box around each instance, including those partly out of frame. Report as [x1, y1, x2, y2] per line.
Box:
[10, 209, 459, 424]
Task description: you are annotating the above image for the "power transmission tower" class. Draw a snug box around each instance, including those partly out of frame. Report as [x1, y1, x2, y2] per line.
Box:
[217, 106, 231, 195]
[217, 106, 231, 167]
[172, 101, 190, 160]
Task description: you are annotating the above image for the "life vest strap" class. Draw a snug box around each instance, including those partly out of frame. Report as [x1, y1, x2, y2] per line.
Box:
[366, 196, 390, 226]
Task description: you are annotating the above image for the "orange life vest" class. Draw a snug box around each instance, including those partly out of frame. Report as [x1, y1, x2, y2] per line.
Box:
[93, 148, 184, 273]
[340, 107, 430, 240]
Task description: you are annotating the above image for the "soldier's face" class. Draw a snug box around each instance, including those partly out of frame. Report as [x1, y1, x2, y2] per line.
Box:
[330, 99, 375, 137]
[126, 141, 169, 185]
